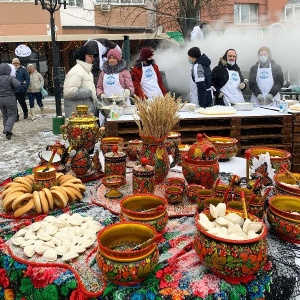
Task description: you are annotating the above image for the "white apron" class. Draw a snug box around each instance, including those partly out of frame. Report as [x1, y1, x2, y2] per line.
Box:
[140, 64, 163, 100]
[189, 78, 198, 105]
[251, 65, 279, 107]
[220, 69, 245, 106]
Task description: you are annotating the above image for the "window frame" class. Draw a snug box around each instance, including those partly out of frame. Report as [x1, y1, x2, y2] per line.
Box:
[281, 2, 300, 21]
[234, 3, 259, 24]
[95, 0, 145, 5]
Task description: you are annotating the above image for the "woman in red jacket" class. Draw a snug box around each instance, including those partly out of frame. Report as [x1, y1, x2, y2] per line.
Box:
[131, 48, 167, 100]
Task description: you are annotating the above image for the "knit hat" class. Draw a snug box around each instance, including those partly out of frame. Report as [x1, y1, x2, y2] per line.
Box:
[107, 48, 122, 62]
[187, 47, 201, 58]
[222, 49, 237, 61]
[74, 45, 96, 62]
[12, 58, 20, 64]
[140, 48, 154, 61]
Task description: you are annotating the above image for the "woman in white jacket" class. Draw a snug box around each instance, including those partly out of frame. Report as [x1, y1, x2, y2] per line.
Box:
[63, 45, 97, 118]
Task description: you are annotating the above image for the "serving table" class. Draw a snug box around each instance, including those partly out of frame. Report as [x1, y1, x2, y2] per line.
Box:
[1, 160, 300, 300]
[105, 108, 297, 171]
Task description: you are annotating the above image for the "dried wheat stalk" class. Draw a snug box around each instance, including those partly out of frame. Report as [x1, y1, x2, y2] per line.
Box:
[133, 93, 185, 139]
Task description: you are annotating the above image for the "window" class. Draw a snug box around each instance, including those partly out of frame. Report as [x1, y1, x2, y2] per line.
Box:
[234, 4, 258, 24]
[281, 0, 300, 21]
[95, 0, 144, 4]
[68, 0, 83, 7]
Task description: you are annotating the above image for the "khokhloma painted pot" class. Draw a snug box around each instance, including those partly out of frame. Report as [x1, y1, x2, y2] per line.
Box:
[210, 136, 238, 162]
[97, 222, 159, 286]
[194, 210, 268, 283]
[119, 194, 168, 232]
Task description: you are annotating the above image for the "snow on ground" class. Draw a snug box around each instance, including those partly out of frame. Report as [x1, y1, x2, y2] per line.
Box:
[0, 97, 66, 182]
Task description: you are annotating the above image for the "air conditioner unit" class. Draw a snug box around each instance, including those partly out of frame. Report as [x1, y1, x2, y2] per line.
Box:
[101, 4, 111, 11]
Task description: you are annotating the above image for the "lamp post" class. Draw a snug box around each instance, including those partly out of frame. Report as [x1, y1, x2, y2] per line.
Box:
[35, 0, 66, 117]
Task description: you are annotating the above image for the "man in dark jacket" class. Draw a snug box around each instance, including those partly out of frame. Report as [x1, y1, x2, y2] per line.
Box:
[12, 58, 30, 120]
[187, 47, 212, 108]
[211, 49, 247, 106]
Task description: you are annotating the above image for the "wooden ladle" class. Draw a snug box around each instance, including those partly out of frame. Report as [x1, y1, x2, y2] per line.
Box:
[42, 149, 57, 172]
[281, 165, 300, 188]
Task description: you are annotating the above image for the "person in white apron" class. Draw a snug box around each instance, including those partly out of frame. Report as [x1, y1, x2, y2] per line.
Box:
[131, 48, 167, 100]
[187, 47, 213, 108]
[96, 48, 134, 125]
[249, 46, 284, 107]
[211, 49, 246, 106]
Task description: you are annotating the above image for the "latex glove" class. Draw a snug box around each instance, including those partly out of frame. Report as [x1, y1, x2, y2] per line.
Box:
[124, 89, 130, 98]
[257, 94, 265, 105]
[218, 92, 224, 98]
[239, 82, 246, 89]
[100, 93, 106, 100]
[265, 93, 273, 104]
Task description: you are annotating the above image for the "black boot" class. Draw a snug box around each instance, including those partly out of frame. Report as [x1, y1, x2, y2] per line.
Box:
[24, 111, 28, 119]
[6, 132, 12, 140]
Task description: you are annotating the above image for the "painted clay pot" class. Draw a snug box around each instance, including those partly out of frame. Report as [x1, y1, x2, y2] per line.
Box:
[119, 194, 168, 232]
[245, 147, 291, 173]
[140, 135, 178, 184]
[165, 177, 186, 191]
[248, 196, 265, 219]
[274, 172, 300, 197]
[210, 136, 238, 161]
[126, 139, 143, 161]
[165, 186, 184, 204]
[104, 146, 127, 178]
[33, 165, 57, 191]
[100, 137, 124, 155]
[46, 140, 66, 157]
[97, 222, 159, 285]
[186, 184, 205, 203]
[132, 158, 155, 194]
[71, 148, 91, 177]
[267, 195, 300, 243]
[165, 131, 182, 155]
[194, 210, 268, 282]
[175, 144, 190, 166]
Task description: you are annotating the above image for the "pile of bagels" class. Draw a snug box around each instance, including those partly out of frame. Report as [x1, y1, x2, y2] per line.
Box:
[1, 173, 86, 217]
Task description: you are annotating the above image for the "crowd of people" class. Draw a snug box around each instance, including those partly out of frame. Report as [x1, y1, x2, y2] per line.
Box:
[0, 39, 284, 141]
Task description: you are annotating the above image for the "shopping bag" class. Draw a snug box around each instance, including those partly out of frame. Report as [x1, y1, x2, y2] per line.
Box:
[41, 87, 48, 98]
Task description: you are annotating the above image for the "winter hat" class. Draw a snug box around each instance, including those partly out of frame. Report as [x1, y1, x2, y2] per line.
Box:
[140, 48, 154, 61]
[12, 58, 20, 64]
[74, 45, 95, 62]
[222, 49, 237, 61]
[107, 48, 122, 62]
[187, 47, 201, 58]
[258, 46, 272, 57]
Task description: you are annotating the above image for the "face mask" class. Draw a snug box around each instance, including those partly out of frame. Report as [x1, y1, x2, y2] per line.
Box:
[227, 61, 235, 66]
[189, 60, 193, 65]
[259, 55, 268, 64]
[146, 59, 153, 65]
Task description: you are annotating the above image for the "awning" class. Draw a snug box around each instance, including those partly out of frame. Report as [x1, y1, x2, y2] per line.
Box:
[0, 32, 180, 44]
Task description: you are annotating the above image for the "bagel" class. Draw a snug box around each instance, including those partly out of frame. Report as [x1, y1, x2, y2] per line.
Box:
[62, 178, 82, 185]
[26, 174, 35, 182]
[50, 186, 68, 200]
[56, 172, 64, 180]
[58, 175, 77, 185]
[14, 199, 34, 218]
[39, 190, 49, 214]
[60, 182, 80, 192]
[2, 192, 25, 211]
[75, 183, 86, 193]
[13, 178, 32, 192]
[32, 191, 42, 214]
[67, 186, 83, 201]
[60, 186, 76, 203]
[3, 182, 28, 191]
[1, 185, 27, 200]
[51, 190, 68, 208]
[12, 193, 33, 211]
[43, 188, 54, 210]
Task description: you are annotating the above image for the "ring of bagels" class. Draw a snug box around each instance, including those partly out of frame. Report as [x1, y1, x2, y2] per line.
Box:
[1, 173, 86, 217]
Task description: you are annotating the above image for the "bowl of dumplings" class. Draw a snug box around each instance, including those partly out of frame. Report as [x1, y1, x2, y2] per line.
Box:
[267, 195, 300, 243]
[194, 203, 268, 282]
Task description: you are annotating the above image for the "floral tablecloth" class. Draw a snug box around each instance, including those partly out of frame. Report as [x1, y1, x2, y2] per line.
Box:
[1, 170, 300, 300]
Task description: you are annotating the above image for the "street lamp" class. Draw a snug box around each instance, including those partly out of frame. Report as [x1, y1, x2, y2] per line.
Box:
[35, 0, 67, 117]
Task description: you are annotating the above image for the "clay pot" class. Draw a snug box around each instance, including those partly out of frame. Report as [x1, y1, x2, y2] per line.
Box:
[100, 137, 124, 155]
[97, 222, 159, 285]
[33, 165, 57, 191]
[126, 140, 143, 161]
[210, 136, 238, 161]
[165, 186, 184, 204]
[194, 210, 268, 282]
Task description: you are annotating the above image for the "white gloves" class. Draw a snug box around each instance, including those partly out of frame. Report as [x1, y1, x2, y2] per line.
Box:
[239, 82, 246, 89]
[100, 94, 106, 100]
[124, 89, 130, 98]
[218, 92, 224, 98]
[265, 94, 273, 105]
[257, 94, 265, 105]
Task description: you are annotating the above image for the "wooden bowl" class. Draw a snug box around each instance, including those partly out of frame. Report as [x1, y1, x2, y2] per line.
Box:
[210, 136, 238, 161]
[97, 222, 159, 285]
[194, 210, 268, 282]
[119, 194, 168, 232]
[274, 173, 300, 197]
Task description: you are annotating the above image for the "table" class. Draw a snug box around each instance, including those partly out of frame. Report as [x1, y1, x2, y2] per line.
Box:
[1, 165, 300, 300]
[105, 107, 297, 171]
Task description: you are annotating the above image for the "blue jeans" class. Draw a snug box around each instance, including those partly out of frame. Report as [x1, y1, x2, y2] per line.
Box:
[27, 92, 43, 108]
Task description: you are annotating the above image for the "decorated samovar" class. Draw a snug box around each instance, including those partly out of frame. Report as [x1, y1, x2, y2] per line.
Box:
[61, 105, 105, 179]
